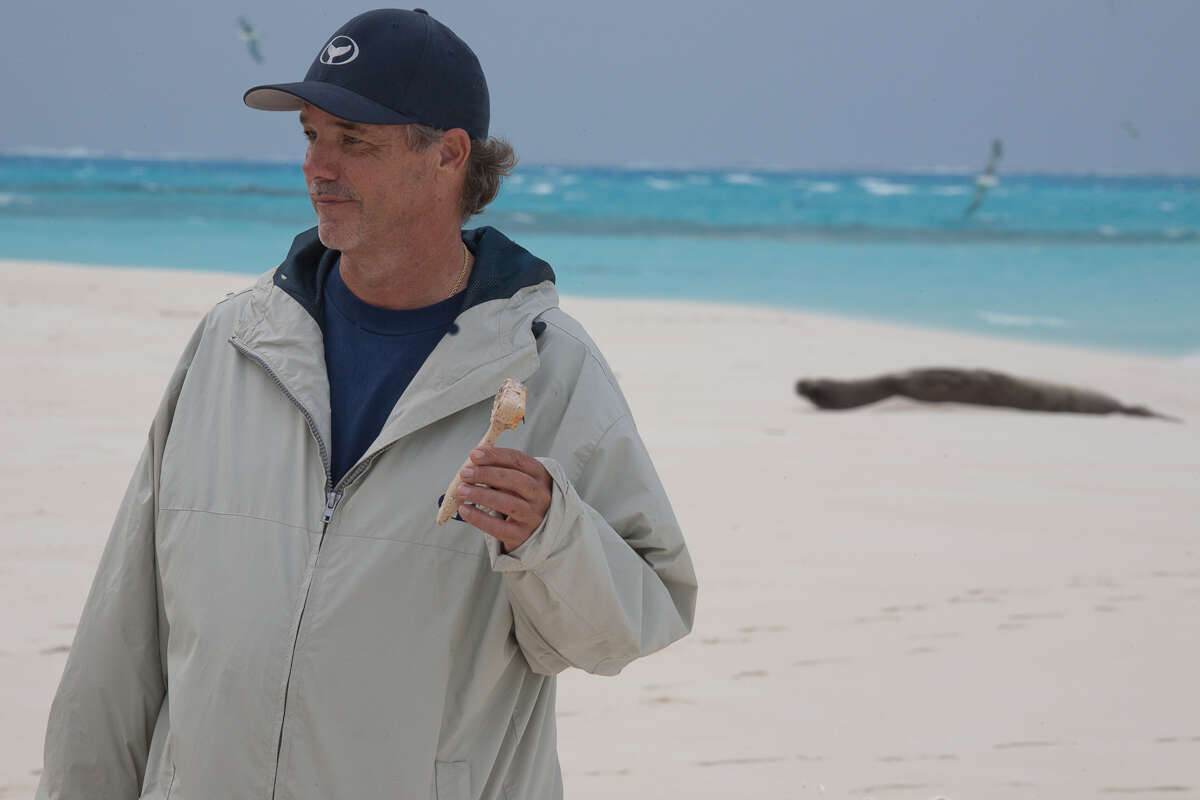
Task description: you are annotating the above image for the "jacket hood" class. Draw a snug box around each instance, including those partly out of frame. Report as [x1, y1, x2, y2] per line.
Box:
[271, 225, 556, 325]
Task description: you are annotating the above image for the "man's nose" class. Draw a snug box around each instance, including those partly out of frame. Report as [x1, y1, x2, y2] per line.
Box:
[302, 142, 338, 182]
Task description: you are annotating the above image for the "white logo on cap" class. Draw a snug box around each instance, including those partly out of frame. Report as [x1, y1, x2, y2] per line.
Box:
[320, 35, 359, 66]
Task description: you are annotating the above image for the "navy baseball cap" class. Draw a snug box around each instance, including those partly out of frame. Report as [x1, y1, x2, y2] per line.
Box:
[243, 8, 489, 140]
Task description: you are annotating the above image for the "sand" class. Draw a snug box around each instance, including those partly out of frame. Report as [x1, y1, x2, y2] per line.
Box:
[2, 259, 1198, 799]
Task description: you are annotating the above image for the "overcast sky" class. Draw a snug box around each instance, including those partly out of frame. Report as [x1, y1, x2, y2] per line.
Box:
[2, 0, 1197, 172]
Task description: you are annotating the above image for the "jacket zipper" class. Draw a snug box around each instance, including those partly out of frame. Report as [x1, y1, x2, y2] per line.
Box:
[321, 490, 342, 524]
[229, 335, 340, 800]
[230, 333, 447, 796]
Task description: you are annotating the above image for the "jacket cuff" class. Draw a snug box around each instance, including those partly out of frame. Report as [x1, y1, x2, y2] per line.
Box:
[486, 457, 575, 572]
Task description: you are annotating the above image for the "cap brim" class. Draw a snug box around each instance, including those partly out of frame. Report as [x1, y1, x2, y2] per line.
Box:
[243, 81, 419, 126]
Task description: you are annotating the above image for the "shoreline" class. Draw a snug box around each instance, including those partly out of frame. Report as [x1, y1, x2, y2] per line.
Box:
[4, 257, 1196, 365]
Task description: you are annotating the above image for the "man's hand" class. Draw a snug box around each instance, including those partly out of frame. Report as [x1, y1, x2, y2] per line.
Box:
[454, 446, 552, 554]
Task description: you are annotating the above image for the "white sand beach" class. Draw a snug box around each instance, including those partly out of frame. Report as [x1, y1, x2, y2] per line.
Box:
[2, 259, 1198, 799]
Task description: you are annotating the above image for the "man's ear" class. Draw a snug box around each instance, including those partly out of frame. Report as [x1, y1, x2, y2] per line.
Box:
[438, 128, 472, 172]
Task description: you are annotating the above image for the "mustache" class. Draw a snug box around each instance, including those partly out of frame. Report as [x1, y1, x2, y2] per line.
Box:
[308, 181, 356, 200]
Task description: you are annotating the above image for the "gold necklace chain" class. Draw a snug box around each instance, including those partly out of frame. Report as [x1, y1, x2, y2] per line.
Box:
[448, 242, 470, 298]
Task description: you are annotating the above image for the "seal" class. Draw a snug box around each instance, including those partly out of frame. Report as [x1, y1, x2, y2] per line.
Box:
[795, 367, 1180, 421]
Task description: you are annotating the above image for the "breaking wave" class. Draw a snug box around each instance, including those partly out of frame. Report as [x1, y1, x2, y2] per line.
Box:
[978, 310, 1071, 328]
[723, 172, 765, 186]
[859, 177, 914, 196]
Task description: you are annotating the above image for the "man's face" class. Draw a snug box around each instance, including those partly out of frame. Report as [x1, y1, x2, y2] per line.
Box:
[299, 104, 440, 255]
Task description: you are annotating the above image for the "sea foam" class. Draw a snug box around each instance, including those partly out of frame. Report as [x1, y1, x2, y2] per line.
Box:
[978, 311, 1070, 328]
[723, 172, 764, 186]
[859, 177, 914, 196]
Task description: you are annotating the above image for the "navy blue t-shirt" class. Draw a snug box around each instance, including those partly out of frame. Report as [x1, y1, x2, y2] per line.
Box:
[322, 260, 464, 485]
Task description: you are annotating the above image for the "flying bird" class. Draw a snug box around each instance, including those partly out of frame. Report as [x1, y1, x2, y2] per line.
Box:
[1121, 120, 1141, 140]
[237, 17, 263, 64]
[964, 139, 1003, 218]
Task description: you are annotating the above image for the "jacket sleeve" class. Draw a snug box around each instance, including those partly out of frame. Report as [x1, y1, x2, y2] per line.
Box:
[37, 321, 205, 799]
[487, 413, 698, 676]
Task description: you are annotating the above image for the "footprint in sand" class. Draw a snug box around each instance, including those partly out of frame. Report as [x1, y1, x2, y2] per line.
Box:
[881, 604, 926, 614]
[793, 656, 851, 667]
[1150, 569, 1200, 580]
[1068, 575, 1120, 589]
[702, 626, 787, 645]
[1101, 787, 1192, 794]
[948, 587, 1006, 604]
[854, 605, 927, 625]
[998, 611, 1067, 630]
[700, 636, 750, 645]
[694, 756, 787, 768]
[39, 645, 70, 655]
[878, 753, 957, 763]
[993, 740, 1070, 750]
[737, 625, 789, 634]
[584, 768, 632, 776]
[732, 670, 768, 679]
[854, 782, 937, 794]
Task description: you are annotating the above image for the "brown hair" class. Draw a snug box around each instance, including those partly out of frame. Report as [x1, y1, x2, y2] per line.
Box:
[404, 124, 517, 222]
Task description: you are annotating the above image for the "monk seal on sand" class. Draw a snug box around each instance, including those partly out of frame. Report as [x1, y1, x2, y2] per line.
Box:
[796, 367, 1180, 422]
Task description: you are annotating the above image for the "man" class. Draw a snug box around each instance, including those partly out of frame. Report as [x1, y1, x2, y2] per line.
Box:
[37, 9, 696, 800]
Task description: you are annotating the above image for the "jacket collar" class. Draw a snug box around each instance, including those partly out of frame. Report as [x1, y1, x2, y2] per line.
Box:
[269, 225, 555, 326]
[230, 226, 559, 478]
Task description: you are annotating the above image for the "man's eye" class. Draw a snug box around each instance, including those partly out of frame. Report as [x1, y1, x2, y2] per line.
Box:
[344, 136, 362, 145]
[302, 130, 315, 141]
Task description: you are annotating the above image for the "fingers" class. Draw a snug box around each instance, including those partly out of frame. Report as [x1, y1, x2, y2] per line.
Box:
[458, 464, 543, 500]
[452, 447, 553, 550]
[461, 447, 551, 523]
[455, 482, 529, 523]
[457, 502, 531, 552]
[468, 446, 546, 480]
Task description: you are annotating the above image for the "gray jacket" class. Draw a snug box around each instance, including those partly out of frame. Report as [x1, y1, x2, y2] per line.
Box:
[37, 227, 697, 799]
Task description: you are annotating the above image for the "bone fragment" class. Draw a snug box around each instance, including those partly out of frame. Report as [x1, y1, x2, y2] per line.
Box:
[437, 378, 528, 525]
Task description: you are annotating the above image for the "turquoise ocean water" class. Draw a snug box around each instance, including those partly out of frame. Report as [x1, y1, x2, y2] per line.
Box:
[1, 153, 1197, 355]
